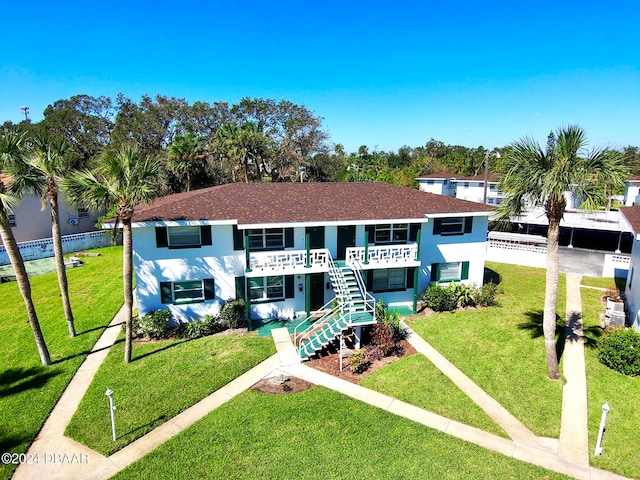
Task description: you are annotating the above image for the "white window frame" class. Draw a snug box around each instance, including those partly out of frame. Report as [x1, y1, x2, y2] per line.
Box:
[171, 280, 205, 303]
[374, 224, 408, 244]
[248, 275, 285, 302]
[372, 268, 407, 292]
[439, 217, 464, 235]
[437, 262, 463, 282]
[168, 226, 202, 248]
[247, 228, 285, 250]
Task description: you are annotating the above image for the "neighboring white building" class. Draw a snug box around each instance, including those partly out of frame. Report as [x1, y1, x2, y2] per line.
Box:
[0, 174, 104, 245]
[128, 182, 493, 325]
[451, 174, 503, 205]
[416, 173, 456, 197]
[621, 206, 640, 331]
[623, 177, 640, 206]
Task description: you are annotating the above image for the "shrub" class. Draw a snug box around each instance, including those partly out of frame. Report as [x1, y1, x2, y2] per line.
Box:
[372, 323, 396, 357]
[350, 348, 370, 374]
[422, 284, 457, 312]
[179, 315, 226, 339]
[450, 283, 476, 308]
[598, 327, 640, 376]
[134, 309, 171, 338]
[475, 282, 501, 307]
[219, 298, 247, 329]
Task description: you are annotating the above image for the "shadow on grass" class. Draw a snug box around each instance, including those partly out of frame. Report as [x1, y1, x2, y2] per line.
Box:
[132, 337, 193, 362]
[519, 311, 604, 362]
[119, 414, 168, 440]
[0, 367, 61, 398]
[52, 337, 126, 365]
[0, 430, 31, 454]
[483, 268, 502, 286]
[615, 277, 627, 291]
[76, 323, 112, 336]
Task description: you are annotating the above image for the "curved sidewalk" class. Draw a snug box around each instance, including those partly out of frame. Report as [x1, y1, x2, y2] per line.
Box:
[15, 291, 627, 480]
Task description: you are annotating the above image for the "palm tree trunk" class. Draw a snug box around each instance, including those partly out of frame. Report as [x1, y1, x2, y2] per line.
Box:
[544, 217, 561, 379]
[50, 192, 75, 337]
[122, 217, 134, 363]
[0, 220, 52, 366]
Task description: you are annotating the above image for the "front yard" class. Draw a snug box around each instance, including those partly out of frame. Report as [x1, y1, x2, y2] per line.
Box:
[0, 246, 124, 480]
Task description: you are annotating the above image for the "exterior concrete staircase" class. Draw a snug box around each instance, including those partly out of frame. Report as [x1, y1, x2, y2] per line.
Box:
[294, 258, 375, 361]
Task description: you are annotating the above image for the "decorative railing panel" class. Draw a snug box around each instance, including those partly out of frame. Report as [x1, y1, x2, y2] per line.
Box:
[249, 248, 329, 273]
[346, 244, 419, 267]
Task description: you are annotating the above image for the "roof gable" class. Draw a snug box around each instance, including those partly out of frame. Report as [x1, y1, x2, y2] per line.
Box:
[621, 206, 640, 234]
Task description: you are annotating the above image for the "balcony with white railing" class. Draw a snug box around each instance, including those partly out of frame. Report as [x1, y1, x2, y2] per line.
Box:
[346, 243, 420, 269]
[246, 248, 330, 277]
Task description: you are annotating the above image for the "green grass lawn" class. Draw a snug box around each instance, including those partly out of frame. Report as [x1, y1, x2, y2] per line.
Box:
[580, 276, 625, 291]
[407, 262, 565, 438]
[360, 354, 507, 437]
[581, 286, 640, 479]
[113, 387, 568, 480]
[66, 332, 275, 455]
[0, 246, 124, 480]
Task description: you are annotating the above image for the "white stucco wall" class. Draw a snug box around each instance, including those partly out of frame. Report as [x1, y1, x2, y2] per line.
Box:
[132, 216, 490, 322]
[625, 234, 640, 331]
[624, 184, 640, 206]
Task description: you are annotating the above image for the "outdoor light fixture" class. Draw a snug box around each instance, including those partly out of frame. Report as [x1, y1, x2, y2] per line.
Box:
[105, 388, 117, 441]
[298, 283, 303, 292]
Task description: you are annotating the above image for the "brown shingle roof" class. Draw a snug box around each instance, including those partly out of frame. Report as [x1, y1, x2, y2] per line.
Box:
[416, 172, 456, 179]
[621, 206, 640, 234]
[132, 182, 493, 225]
[452, 173, 501, 183]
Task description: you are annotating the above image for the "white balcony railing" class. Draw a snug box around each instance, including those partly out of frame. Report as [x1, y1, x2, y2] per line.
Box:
[346, 244, 419, 268]
[248, 248, 330, 275]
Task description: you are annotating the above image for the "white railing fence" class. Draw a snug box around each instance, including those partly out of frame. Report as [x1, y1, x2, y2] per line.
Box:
[346, 244, 418, 266]
[249, 248, 329, 272]
[0, 230, 113, 265]
[486, 240, 547, 268]
[602, 254, 630, 278]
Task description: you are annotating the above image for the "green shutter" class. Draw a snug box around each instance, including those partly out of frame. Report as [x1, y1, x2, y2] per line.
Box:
[285, 275, 295, 298]
[156, 227, 168, 248]
[203, 278, 215, 300]
[160, 282, 172, 304]
[285, 228, 294, 248]
[365, 270, 373, 291]
[464, 217, 473, 234]
[235, 276, 246, 299]
[233, 226, 244, 250]
[201, 226, 212, 246]
[406, 267, 416, 288]
[433, 219, 442, 235]
[409, 224, 420, 241]
[461, 261, 469, 280]
[430, 263, 438, 282]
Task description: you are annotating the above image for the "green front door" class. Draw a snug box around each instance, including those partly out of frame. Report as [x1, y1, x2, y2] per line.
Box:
[336, 225, 356, 261]
[309, 273, 325, 311]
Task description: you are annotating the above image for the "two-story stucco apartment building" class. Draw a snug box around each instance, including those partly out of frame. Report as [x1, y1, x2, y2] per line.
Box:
[128, 182, 493, 327]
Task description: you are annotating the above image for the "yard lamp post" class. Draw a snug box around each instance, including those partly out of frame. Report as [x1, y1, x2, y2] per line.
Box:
[19, 106, 29, 121]
[594, 402, 610, 456]
[105, 388, 117, 441]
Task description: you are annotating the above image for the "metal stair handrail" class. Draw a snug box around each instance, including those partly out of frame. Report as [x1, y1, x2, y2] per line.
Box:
[293, 298, 339, 346]
[347, 257, 376, 323]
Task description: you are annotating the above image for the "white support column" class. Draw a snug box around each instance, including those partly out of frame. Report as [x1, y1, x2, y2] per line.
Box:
[354, 326, 362, 349]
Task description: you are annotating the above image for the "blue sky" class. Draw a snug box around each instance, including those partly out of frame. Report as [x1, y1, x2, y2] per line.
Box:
[1, 0, 638, 153]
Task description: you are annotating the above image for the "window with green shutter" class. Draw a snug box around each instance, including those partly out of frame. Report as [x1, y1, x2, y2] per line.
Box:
[159, 278, 215, 304]
[430, 262, 470, 283]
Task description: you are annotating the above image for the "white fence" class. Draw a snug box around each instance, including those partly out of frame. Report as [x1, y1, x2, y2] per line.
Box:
[346, 244, 419, 267]
[0, 230, 112, 265]
[486, 241, 547, 268]
[602, 254, 630, 278]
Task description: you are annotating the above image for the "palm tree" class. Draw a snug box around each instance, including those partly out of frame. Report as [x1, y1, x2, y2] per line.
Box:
[63, 145, 161, 363]
[497, 125, 628, 379]
[0, 132, 52, 366]
[167, 133, 206, 192]
[17, 134, 77, 336]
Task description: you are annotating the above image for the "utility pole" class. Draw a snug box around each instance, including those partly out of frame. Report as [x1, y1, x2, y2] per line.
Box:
[19, 106, 29, 121]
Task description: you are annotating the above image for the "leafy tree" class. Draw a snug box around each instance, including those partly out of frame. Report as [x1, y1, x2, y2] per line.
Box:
[39, 95, 114, 168]
[63, 146, 162, 363]
[496, 125, 628, 379]
[0, 132, 52, 366]
[18, 134, 77, 336]
[167, 133, 207, 191]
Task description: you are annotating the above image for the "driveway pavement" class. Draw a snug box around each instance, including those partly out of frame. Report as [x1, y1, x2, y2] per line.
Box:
[559, 247, 606, 277]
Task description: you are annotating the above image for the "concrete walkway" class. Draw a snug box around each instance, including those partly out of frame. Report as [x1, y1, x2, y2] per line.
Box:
[15, 297, 628, 480]
[559, 274, 590, 464]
